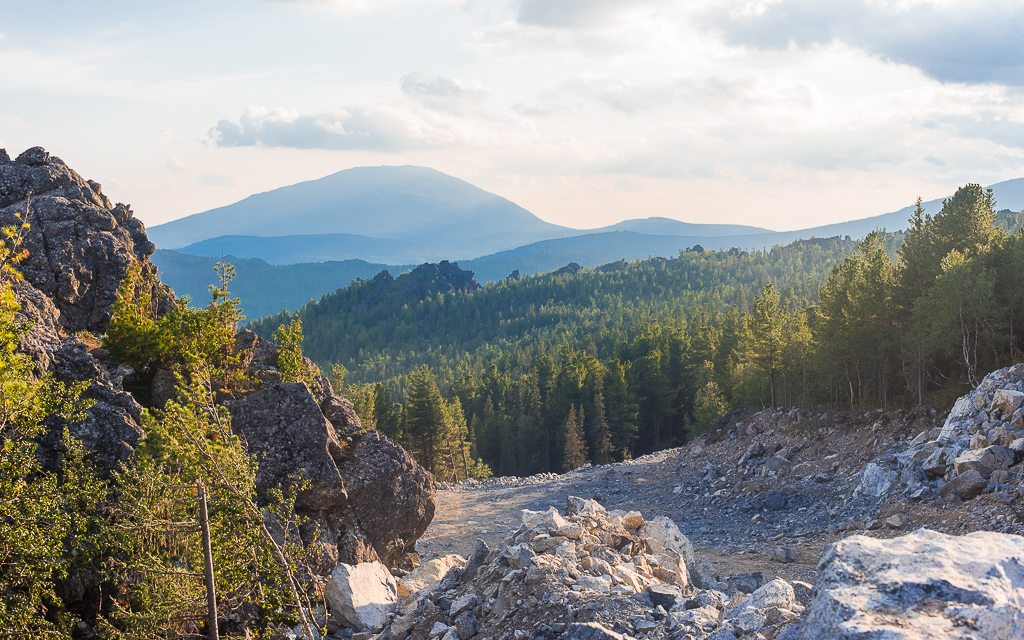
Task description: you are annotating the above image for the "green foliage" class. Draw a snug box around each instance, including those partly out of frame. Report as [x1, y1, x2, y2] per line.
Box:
[98, 371, 309, 638]
[273, 317, 319, 393]
[0, 280, 100, 637]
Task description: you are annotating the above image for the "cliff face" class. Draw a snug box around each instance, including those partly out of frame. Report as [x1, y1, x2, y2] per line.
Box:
[357, 260, 482, 312]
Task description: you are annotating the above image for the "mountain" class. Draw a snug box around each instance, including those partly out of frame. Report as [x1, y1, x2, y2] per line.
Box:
[591, 217, 771, 236]
[148, 166, 573, 259]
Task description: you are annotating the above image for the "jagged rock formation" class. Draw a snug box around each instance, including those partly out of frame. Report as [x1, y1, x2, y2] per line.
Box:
[356, 260, 481, 312]
[0, 147, 171, 333]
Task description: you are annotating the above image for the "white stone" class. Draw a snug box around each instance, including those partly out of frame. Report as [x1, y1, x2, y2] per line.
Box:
[429, 622, 451, 638]
[399, 554, 466, 595]
[566, 495, 606, 517]
[521, 506, 568, 531]
[325, 561, 399, 632]
[940, 395, 972, 442]
[748, 578, 795, 610]
[640, 516, 695, 569]
[576, 575, 612, 592]
[992, 389, 1024, 416]
[802, 529, 1024, 639]
[855, 463, 892, 498]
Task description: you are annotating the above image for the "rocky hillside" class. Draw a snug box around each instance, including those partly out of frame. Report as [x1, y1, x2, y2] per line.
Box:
[0, 147, 439, 630]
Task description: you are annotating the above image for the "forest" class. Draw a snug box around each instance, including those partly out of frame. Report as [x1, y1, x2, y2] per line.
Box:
[250, 186, 1024, 482]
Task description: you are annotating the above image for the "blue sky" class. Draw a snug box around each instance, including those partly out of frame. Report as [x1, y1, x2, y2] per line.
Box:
[1, 0, 1022, 231]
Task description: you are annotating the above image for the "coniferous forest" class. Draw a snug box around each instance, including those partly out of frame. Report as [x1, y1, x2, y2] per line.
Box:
[246, 186, 1024, 481]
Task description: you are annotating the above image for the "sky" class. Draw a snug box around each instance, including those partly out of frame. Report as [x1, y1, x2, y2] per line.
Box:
[1, 0, 1022, 232]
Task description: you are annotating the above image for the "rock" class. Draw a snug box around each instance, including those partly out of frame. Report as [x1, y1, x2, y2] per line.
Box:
[428, 622, 451, 639]
[764, 455, 790, 473]
[705, 631, 739, 640]
[566, 623, 630, 640]
[449, 594, 477, 618]
[400, 555, 466, 595]
[338, 432, 435, 567]
[576, 575, 612, 592]
[855, 463, 892, 498]
[801, 529, 1024, 639]
[970, 433, 992, 449]
[647, 584, 682, 608]
[723, 572, 763, 594]
[954, 446, 1012, 478]
[884, 515, 905, 529]
[230, 383, 350, 509]
[453, 612, 478, 639]
[749, 578, 795, 610]
[40, 337, 144, 475]
[1010, 438, 1024, 462]
[991, 389, 1024, 416]
[764, 489, 789, 510]
[522, 507, 568, 531]
[639, 516, 695, 568]
[939, 469, 988, 501]
[567, 496, 606, 516]
[769, 547, 796, 563]
[325, 562, 398, 632]
[791, 581, 813, 607]
[0, 147, 171, 333]
[233, 384, 434, 569]
[620, 511, 645, 530]
[150, 368, 177, 408]
[921, 447, 952, 477]
[461, 539, 489, 581]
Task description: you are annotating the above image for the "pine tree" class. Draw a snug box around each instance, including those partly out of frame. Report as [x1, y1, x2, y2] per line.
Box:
[592, 379, 612, 465]
[405, 365, 445, 475]
[562, 404, 589, 472]
[746, 283, 786, 407]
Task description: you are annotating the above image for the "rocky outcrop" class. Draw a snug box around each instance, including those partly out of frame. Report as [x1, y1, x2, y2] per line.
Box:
[892, 365, 1024, 501]
[356, 260, 481, 312]
[229, 381, 434, 571]
[795, 529, 1024, 639]
[0, 147, 171, 333]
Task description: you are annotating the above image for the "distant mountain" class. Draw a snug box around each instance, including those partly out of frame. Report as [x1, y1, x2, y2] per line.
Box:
[178, 233, 428, 265]
[148, 165, 574, 258]
[591, 217, 771, 236]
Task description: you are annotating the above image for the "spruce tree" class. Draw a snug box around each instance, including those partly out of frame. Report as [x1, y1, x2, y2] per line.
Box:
[562, 404, 589, 472]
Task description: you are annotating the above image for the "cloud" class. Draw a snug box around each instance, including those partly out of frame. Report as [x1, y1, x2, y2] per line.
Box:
[400, 72, 491, 113]
[516, 0, 668, 28]
[160, 128, 177, 140]
[262, 0, 460, 14]
[197, 173, 238, 187]
[700, 0, 1024, 86]
[165, 156, 189, 172]
[209, 103, 473, 152]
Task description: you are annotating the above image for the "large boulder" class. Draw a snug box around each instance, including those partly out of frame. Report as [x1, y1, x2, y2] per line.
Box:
[798, 529, 1024, 639]
[325, 561, 398, 632]
[230, 382, 349, 509]
[0, 147, 171, 333]
[338, 430, 435, 567]
[229, 382, 434, 570]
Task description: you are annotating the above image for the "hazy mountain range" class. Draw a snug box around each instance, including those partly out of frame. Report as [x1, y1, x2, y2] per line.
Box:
[149, 166, 1024, 319]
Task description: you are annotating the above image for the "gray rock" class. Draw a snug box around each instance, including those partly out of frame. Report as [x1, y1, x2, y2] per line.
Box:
[791, 580, 813, 607]
[0, 147, 171, 333]
[954, 446, 1012, 478]
[939, 469, 988, 501]
[799, 529, 1024, 639]
[921, 446, 952, 477]
[723, 572, 763, 594]
[566, 623, 630, 640]
[461, 539, 489, 581]
[453, 612, 478, 639]
[769, 547, 796, 563]
[855, 463, 892, 497]
[646, 584, 682, 609]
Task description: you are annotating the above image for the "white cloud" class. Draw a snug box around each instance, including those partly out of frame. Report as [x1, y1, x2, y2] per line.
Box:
[166, 156, 189, 172]
[262, 0, 462, 14]
[699, 0, 1024, 86]
[400, 72, 491, 113]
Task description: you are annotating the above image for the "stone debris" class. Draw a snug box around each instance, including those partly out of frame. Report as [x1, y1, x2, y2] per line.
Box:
[351, 496, 805, 640]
